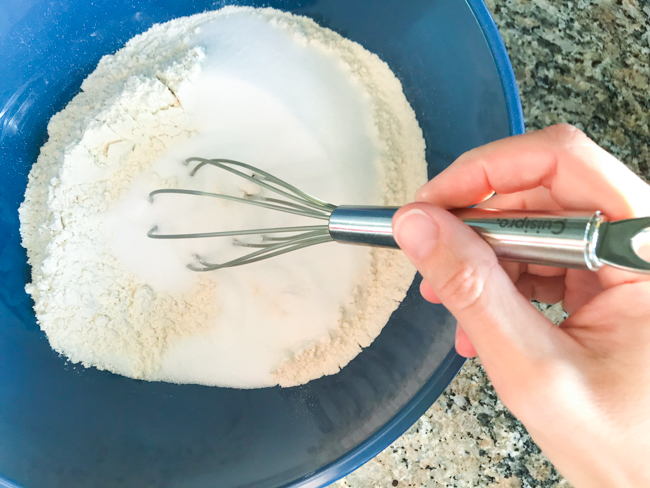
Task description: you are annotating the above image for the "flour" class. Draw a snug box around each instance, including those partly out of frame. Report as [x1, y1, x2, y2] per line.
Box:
[19, 7, 426, 388]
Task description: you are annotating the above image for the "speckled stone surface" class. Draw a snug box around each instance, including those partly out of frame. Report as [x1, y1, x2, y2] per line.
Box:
[336, 1, 650, 487]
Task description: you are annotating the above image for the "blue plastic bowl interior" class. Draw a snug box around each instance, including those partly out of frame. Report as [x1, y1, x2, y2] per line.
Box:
[0, 1, 523, 487]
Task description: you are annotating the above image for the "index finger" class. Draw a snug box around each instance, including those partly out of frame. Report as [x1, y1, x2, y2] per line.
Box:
[416, 124, 650, 220]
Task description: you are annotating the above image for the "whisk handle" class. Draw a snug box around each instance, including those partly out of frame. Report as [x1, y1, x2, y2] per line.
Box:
[329, 206, 607, 270]
[328, 206, 400, 248]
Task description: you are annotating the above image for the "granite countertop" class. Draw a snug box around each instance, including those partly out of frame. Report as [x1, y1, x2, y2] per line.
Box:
[336, 1, 650, 487]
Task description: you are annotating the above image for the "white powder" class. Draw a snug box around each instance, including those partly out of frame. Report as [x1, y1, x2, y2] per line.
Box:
[19, 7, 426, 388]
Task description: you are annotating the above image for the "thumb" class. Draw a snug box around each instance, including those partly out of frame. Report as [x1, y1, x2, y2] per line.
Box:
[392, 203, 564, 392]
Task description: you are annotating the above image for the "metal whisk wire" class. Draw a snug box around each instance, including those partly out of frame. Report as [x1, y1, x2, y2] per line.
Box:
[147, 158, 336, 271]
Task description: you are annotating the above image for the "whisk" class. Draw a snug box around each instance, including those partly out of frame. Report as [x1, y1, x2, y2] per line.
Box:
[148, 157, 650, 274]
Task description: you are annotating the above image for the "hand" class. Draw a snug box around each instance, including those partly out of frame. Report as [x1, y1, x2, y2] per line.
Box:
[392, 124, 650, 488]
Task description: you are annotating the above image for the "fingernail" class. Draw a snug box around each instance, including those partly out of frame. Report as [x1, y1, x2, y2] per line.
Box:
[414, 184, 429, 201]
[394, 209, 439, 260]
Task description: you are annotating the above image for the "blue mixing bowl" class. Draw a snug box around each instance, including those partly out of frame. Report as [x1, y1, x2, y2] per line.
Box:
[0, 1, 523, 486]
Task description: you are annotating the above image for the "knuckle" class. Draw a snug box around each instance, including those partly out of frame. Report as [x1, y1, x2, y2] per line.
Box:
[437, 259, 496, 312]
[542, 123, 591, 147]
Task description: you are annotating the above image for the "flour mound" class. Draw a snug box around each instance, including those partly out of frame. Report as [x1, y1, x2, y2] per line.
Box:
[19, 7, 426, 387]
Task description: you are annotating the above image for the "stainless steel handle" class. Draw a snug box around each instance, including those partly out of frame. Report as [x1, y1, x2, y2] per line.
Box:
[450, 208, 602, 269]
[328, 206, 650, 273]
[328, 206, 399, 247]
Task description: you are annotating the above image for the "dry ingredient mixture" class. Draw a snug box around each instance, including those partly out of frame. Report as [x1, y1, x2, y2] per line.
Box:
[19, 7, 426, 388]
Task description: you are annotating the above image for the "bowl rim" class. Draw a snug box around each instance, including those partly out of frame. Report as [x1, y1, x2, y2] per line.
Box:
[285, 1, 525, 486]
